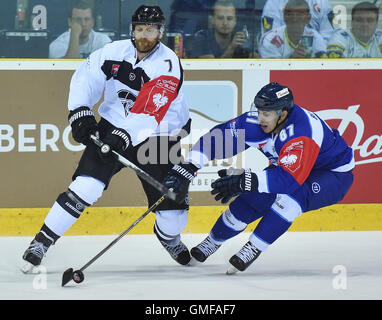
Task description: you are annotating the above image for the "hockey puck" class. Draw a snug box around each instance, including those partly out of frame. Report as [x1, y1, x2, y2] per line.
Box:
[72, 270, 85, 283]
[101, 144, 110, 154]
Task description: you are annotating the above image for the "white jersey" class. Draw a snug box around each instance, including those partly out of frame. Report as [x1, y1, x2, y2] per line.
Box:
[258, 25, 327, 58]
[327, 29, 382, 58]
[261, 0, 334, 43]
[49, 29, 112, 59]
[68, 39, 189, 146]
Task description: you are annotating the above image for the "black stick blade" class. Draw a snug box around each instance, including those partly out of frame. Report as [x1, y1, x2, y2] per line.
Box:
[62, 268, 74, 286]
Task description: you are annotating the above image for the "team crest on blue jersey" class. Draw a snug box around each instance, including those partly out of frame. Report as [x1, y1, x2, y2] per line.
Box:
[312, 182, 320, 193]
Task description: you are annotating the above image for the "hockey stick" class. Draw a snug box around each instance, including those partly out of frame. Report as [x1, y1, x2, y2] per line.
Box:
[90, 134, 177, 201]
[61, 193, 167, 286]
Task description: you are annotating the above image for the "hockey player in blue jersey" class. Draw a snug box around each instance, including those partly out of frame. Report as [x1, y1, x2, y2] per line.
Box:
[163, 82, 354, 273]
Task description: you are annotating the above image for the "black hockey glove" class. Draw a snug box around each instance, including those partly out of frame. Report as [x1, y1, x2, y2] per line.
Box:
[163, 163, 199, 204]
[211, 168, 258, 204]
[98, 128, 132, 163]
[68, 106, 98, 145]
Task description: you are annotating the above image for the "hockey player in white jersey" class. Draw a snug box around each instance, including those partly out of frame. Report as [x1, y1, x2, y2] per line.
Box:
[22, 5, 196, 272]
[261, 0, 334, 44]
[163, 82, 354, 273]
[327, 1, 382, 58]
[259, 0, 328, 58]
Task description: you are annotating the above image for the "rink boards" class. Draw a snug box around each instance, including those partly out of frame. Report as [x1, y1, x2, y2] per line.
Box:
[0, 59, 381, 235]
[1, 204, 382, 236]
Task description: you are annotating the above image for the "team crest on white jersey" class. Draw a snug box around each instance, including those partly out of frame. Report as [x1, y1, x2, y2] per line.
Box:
[152, 92, 168, 111]
[118, 89, 137, 117]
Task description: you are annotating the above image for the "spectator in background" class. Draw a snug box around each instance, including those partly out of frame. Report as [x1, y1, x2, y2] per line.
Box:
[261, 0, 334, 44]
[49, 1, 111, 59]
[168, 0, 216, 35]
[259, 0, 327, 58]
[190, 0, 258, 58]
[327, 1, 382, 58]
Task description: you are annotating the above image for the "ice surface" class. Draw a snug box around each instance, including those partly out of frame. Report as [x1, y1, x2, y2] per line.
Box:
[1, 231, 381, 300]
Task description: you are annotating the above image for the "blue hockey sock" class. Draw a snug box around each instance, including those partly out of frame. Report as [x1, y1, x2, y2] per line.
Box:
[251, 209, 292, 250]
[210, 209, 248, 243]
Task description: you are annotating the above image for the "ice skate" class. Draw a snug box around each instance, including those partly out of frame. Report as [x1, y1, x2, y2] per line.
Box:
[154, 228, 191, 265]
[21, 232, 53, 273]
[159, 240, 191, 265]
[190, 236, 221, 262]
[226, 241, 261, 275]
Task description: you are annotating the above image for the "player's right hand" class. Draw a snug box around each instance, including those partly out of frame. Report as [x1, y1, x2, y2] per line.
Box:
[68, 106, 98, 146]
[211, 168, 258, 204]
[97, 128, 132, 163]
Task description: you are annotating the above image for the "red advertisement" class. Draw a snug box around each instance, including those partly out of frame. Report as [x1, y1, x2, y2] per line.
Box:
[270, 70, 382, 204]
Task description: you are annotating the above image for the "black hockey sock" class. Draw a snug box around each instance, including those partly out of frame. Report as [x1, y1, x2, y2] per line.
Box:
[40, 223, 60, 244]
[154, 222, 180, 246]
[56, 189, 90, 219]
[42, 189, 90, 240]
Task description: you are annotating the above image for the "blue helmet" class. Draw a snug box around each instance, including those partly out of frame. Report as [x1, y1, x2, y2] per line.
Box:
[253, 82, 294, 112]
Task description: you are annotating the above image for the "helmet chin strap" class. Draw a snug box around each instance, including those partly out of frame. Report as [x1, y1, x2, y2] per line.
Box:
[270, 112, 288, 134]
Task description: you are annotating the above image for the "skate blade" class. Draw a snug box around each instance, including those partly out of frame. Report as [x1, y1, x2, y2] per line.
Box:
[20, 261, 37, 274]
[187, 257, 199, 266]
[226, 266, 239, 275]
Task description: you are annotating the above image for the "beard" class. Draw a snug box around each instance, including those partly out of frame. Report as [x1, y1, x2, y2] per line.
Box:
[135, 38, 158, 53]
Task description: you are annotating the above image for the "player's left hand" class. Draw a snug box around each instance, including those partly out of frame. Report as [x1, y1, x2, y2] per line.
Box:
[163, 163, 198, 204]
[211, 168, 258, 204]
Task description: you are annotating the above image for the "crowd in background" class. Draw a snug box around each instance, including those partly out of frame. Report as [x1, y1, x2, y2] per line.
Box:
[0, 0, 381, 59]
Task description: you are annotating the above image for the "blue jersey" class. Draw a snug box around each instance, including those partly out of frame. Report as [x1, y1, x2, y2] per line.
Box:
[188, 105, 354, 195]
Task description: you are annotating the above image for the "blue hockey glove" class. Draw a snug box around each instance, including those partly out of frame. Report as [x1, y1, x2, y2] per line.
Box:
[211, 168, 258, 204]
